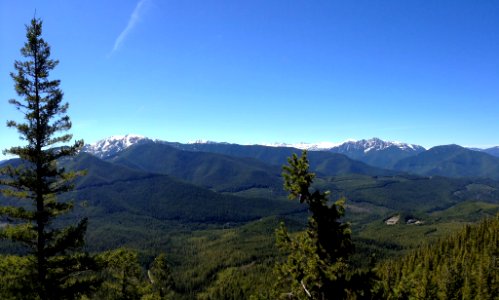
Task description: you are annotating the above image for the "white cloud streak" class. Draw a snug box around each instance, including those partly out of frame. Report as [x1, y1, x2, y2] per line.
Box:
[110, 0, 150, 55]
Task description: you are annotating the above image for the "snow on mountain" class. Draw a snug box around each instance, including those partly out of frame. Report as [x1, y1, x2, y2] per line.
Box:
[176, 138, 425, 154]
[82, 135, 426, 160]
[187, 140, 229, 145]
[333, 138, 425, 153]
[325, 138, 426, 169]
[263, 141, 347, 151]
[83, 134, 152, 159]
[263, 138, 424, 153]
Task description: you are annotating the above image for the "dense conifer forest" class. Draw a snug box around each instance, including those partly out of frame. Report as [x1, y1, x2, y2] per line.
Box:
[377, 214, 499, 299]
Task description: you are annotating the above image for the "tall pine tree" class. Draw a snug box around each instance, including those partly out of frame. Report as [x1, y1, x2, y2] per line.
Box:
[273, 151, 354, 299]
[0, 18, 98, 299]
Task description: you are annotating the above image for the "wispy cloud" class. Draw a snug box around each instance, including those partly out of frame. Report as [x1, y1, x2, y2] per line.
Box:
[110, 0, 150, 55]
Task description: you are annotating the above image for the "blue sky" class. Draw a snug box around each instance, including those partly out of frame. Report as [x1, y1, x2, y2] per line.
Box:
[1, 0, 498, 159]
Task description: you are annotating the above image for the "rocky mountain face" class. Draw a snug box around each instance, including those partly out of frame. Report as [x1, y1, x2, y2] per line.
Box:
[82, 134, 153, 159]
[327, 138, 426, 169]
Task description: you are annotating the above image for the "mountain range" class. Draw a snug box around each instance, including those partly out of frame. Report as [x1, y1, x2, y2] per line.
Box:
[4, 135, 499, 223]
[3, 135, 499, 221]
[82, 135, 499, 180]
[3, 134, 499, 256]
[84, 135, 427, 162]
[394, 144, 499, 180]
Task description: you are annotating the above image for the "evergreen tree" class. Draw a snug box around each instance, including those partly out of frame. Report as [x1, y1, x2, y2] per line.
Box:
[0, 18, 98, 299]
[274, 151, 353, 299]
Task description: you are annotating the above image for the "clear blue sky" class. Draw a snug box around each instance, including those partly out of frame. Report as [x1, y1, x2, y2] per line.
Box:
[1, 0, 498, 159]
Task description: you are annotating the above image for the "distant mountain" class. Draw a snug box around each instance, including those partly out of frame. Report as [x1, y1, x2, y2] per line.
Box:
[262, 141, 344, 151]
[63, 152, 156, 189]
[160, 141, 396, 177]
[0, 152, 302, 225]
[108, 142, 284, 193]
[394, 145, 499, 179]
[327, 138, 426, 169]
[167, 137, 425, 170]
[83, 136, 396, 181]
[82, 134, 152, 159]
[0, 152, 304, 251]
[60, 153, 302, 224]
[67, 149, 499, 220]
[481, 146, 499, 158]
[0, 158, 19, 169]
[196, 137, 424, 154]
[332, 137, 424, 153]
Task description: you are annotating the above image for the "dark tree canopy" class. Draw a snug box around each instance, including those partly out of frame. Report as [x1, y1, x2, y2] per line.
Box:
[0, 18, 98, 299]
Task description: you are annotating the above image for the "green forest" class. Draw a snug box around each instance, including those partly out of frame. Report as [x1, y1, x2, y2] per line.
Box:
[1, 17, 498, 300]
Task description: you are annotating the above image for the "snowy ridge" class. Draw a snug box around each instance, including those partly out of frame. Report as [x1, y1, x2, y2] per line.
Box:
[333, 138, 425, 153]
[263, 138, 424, 152]
[83, 134, 151, 158]
[83, 135, 426, 159]
[187, 139, 229, 145]
[263, 141, 350, 151]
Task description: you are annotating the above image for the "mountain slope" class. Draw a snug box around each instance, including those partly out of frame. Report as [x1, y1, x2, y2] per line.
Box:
[109, 143, 284, 193]
[394, 145, 499, 179]
[63, 152, 156, 188]
[0, 153, 301, 224]
[63, 153, 304, 223]
[0, 152, 304, 254]
[378, 214, 499, 299]
[482, 146, 499, 157]
[163, 142, 397, 177]
[319, 174, 499, 212]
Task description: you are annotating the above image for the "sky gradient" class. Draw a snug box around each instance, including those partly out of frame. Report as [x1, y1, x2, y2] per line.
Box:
[1, 0, 498, 159]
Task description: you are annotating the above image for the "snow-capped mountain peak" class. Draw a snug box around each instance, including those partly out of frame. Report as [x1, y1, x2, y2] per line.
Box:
[334, 138, 425, 153]
[83, 134, 151, 159]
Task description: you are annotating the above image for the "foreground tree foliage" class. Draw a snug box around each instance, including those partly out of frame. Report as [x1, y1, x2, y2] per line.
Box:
[148, 253, 175, 299]
[0, 255, 36, 299]
[271, 151, 371, 299]
[93, 248, 145, 300]
[0, 18, 99, 299]
[377, 214, 499, 299]
[89, 248, 175, 300]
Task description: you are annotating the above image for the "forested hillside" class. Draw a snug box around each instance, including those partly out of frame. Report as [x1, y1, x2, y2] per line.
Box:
[377, 214, 499, 299]
[394, 145, 499, 179]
